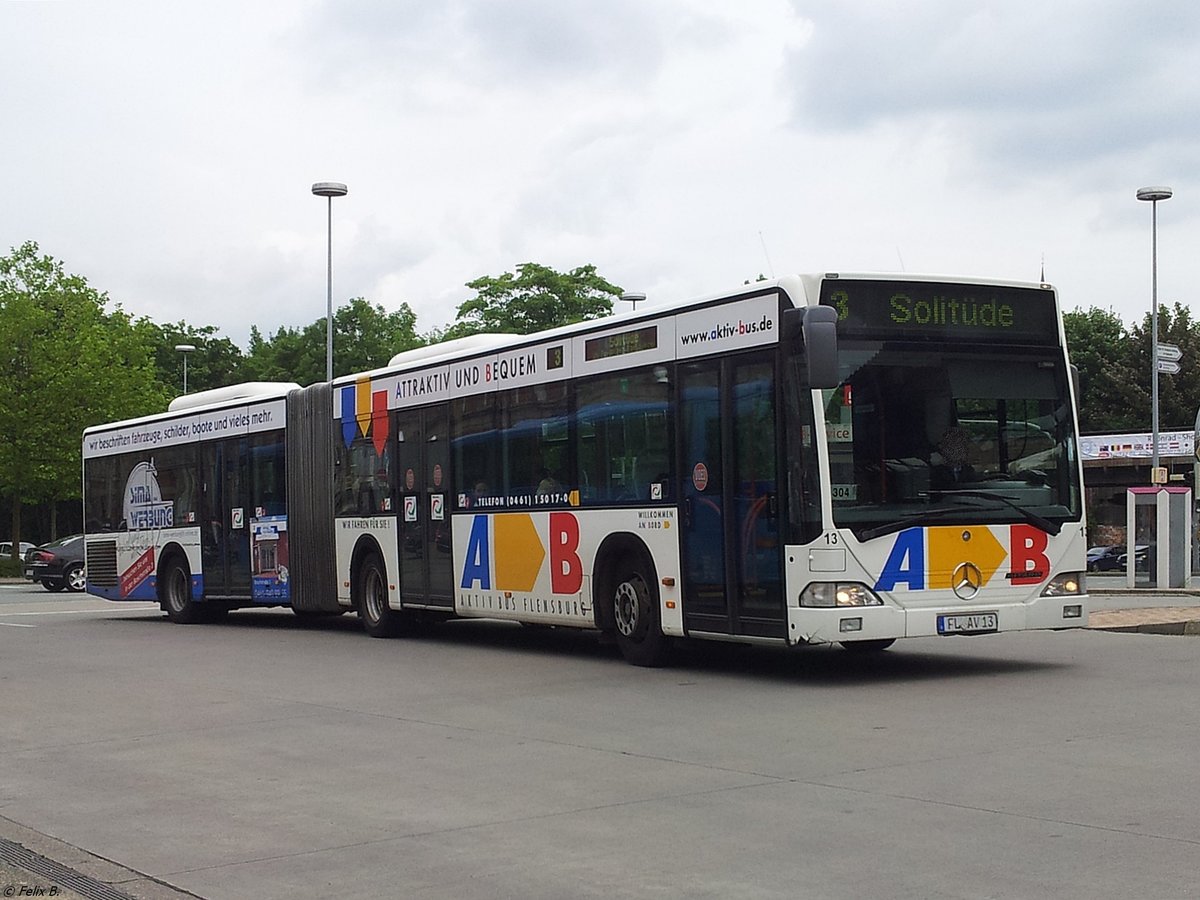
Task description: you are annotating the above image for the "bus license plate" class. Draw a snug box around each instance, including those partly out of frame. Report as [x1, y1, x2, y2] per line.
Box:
[937, 612, 998, 635]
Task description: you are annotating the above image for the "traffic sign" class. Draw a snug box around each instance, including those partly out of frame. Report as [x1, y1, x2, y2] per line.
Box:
[1157, 342, 1182, 362]
[1157, 359, 1181, 375]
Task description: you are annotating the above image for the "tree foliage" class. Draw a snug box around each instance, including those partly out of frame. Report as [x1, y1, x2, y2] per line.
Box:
[1064, 302, 1200, 434]
[0, 241, 167, 547]
[447, 263, 622, 338]
[1063, 307, 1141, 432]
[1129, 303, 1200, 431]
[144, 321, 247, 398]
[243, 297, 425, 386]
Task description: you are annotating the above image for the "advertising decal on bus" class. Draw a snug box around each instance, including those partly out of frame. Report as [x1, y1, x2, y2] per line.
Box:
[873, 524, 1051, 592]
[341, 377, 389, 452]
[83, 399, 287, 459]
[125, 461, 174, 530]
[251, 516, 289, 601]
[460, 512, 584, 595]
[452, 509, 682, 629]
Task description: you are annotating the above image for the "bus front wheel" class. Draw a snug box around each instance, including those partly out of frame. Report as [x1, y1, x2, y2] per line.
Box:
[611, 557, 670, 667]
[359, 554, 402, 638]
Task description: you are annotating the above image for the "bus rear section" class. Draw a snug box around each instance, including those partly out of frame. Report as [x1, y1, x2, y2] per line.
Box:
[81, 382, 341, 621]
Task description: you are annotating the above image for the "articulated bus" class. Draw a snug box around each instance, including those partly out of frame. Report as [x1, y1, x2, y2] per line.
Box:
[82, 273, 1088, 665]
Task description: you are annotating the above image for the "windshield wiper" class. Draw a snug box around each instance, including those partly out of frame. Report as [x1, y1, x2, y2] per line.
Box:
[927, 488, 1061, 535]
[859, 506, 969, 542]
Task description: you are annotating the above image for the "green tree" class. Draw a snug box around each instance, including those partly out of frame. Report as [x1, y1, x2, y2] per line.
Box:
[142, 321, 247, 397]
[1128, 302, 1200, 431]
[244, 298, 425, 385]
[0, 242, 167, 550]
[1063, 307, 1142, 432]
[447, 263, 622, 338]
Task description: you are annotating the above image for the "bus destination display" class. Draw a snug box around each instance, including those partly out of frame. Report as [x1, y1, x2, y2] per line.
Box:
[583, 325, 658, 361]
[819, 279, 1058, 344]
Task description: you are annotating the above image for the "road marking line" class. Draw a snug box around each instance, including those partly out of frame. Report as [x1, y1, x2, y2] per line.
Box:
[0, 622, 37, 628]
[0, 608, 157, 617]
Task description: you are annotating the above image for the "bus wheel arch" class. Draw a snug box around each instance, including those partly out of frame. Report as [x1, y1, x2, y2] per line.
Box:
[352, 537, 402, 638]
[158, 546, 203, 624]
[593, 534, 670, 667]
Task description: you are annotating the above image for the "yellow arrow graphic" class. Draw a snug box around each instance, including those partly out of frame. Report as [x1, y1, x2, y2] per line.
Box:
[494, 514, 546, 592]
[927, 526, 1007, 590]
[355, 376, 371, 438]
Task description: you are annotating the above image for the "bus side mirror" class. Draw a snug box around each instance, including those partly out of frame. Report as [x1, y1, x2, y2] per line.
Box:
[802, 305, 839, 389]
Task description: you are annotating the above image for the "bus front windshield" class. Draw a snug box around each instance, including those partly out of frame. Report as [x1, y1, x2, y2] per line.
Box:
[822, 343, 1081, 540]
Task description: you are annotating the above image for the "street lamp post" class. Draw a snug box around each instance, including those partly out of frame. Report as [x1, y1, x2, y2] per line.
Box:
[174, 343, 196, 394]
[1136, 185, 1173, 478]
[312, 181, 348, 382]
[620, 291, 646, 312]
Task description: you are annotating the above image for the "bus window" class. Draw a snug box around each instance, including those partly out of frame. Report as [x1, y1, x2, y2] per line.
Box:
[452, 393, 498, 510]
[499, 382, 569, 503]
[574, 367, 672, 504]
[334, 433, 392, 516]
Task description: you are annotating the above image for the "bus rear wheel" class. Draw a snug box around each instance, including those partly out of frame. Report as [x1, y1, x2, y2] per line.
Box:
[161, 557, 204, 624]
[359, 553, 402, 638]
[611, 557, 670, 667]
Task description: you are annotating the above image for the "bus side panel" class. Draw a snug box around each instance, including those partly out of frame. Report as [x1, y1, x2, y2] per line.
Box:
[451, 507, 684, 635]
[85, 527, 202, 602]
[334, 517, 400, 610]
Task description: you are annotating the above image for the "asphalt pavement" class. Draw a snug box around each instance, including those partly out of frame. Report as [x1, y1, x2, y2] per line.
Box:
[2, 573, 1200, 897]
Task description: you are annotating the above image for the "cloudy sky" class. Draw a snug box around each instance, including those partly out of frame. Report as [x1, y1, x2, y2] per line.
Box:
[4, 1, 1197, 349]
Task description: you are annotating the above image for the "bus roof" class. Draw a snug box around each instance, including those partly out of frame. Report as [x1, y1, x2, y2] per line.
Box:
[83, 382, 299, 436]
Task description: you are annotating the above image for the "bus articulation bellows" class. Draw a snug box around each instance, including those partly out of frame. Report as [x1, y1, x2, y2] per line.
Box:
[82, 273, 1088, 665]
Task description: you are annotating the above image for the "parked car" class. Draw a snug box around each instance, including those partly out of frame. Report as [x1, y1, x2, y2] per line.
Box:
[1086, 545, 1124, 572]
[23, 534, 86, 592]
[1087, 544, 1149, 573]
[1118, 545, 1150, 573]
[0, 541, 36, 559]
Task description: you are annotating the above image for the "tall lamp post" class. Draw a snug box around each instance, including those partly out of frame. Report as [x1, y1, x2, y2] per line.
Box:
[1136, 185, 1173, 478]
[174, 343, 196, 394]
[312, 181, 348, 382]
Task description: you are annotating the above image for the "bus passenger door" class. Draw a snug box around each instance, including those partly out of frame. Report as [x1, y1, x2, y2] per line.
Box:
[200, 444, 226, 596]
[396, 406, 454, 609]
[198, 439, 252, 599]
[424, 406, 453, 607]
[223, 437, 252, 596]
[679, 355, 784, 639]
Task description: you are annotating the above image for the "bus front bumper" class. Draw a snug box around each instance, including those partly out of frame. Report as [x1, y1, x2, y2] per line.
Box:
[787, 595, 1090, 646]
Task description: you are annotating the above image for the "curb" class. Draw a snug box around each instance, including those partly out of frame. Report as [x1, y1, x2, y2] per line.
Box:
[0, 816, 199, 900]
[1091, 620, 1200, 636]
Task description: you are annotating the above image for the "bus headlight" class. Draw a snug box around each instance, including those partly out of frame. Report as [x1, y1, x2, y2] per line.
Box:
[800, 582, 883, 608]
[1041, 572, 1084, 597]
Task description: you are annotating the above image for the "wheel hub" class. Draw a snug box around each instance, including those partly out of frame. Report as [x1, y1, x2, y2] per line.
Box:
[614, 580, 640, 637]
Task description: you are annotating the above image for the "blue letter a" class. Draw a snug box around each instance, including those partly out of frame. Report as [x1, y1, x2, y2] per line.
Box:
[460, 515, 491, 590]
[874, 528, 924, 592]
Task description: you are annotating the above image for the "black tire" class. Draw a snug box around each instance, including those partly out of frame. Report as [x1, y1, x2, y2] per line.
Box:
[839, 638, 896, 652]
[610, 555, 670, 667]
[358, 553, 402, 638]
[64, 562, 86, 593]
[41, 579, 64, 593]
[160, 556, 205, 624]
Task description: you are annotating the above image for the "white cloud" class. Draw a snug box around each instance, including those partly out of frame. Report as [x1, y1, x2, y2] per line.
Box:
[2, 0, 1198, 366]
